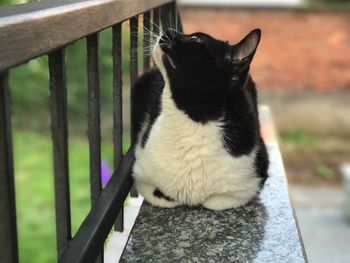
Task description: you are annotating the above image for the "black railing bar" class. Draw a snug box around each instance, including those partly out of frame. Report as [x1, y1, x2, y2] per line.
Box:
[153, 7, 160, 34]
[174, 2, 184, 33]
[129, 15, 139, 198]
[48, 49, 72, 258]
[0, 0, 174, 72]
[153, 7, 160, 37]
[160, 2, 174, 32]
[87, 33, 102, 206]
[129, 15, 138, 143]
[152, 7, 160, 68]
[143, 11, 151, 70]
[112, 23, 124, 232]
[86, 33, 103, 263]
[59, 147, 135, 263]
[0, 71, 19, 263]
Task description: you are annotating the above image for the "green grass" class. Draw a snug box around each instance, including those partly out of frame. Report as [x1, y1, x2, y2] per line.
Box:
[0, 0, 36, 5]
[13, 130, 130, 262]
[315, 163, 335, 180]
[279, 129, 317, 149]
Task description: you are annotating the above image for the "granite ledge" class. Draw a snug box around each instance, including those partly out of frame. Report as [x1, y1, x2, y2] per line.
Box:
[120, 107, 307, 262]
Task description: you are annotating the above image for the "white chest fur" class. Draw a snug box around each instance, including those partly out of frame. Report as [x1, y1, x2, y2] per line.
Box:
[133, 85, 261, 210]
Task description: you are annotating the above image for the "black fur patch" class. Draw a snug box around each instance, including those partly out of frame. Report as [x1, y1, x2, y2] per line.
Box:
[255, 138, 269, 187]
[153, 188, 174, 202]
[132, 69, 163, 148]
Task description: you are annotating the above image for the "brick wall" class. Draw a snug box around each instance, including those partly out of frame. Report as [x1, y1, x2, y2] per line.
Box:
[180, 7, 350, 91]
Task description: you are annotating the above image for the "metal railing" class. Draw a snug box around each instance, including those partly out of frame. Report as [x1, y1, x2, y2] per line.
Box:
[0, 0, 182, 262]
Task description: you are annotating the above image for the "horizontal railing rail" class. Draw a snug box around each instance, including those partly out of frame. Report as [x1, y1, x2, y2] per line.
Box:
[0, 0, 183, 262]
[0, 0, 173, 72]
[59, 147, 135, 263]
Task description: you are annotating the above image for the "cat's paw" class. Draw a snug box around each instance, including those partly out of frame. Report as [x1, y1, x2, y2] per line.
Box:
[136, 182, 181, 208]
[202, 193, 251, 210]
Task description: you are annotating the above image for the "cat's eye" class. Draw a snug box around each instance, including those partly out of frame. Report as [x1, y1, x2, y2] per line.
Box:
[190, 36, 200, 43]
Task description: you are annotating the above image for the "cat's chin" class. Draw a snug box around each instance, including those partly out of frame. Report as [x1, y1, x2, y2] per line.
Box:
[152, 43, 171, 85]
[152, 43, 164, 70]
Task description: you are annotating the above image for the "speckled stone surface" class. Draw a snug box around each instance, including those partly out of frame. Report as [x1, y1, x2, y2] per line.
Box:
[120, 143, 307, 262]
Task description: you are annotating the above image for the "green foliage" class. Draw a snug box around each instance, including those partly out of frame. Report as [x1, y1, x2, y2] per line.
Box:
[0, 0, 22, 5]
[305, 0, 350, 7]
[279, 129, 316, 149]
[315, 164, 334, 179]
[9, 23, 147, 131]
[9, 57, 50, 129]
[14, 130, 130, 262]
[0, 0, 36, 6]
[315, 0, 350, 2]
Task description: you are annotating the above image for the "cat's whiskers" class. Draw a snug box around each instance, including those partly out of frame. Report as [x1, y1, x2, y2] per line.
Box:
[130, 15, 183, 60]
[142, 15, 161, 34]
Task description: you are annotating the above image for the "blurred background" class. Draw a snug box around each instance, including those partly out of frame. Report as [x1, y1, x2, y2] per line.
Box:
[1, 0, 350, 262]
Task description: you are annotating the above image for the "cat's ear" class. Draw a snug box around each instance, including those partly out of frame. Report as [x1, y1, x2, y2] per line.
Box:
[230, 29, 261, 74]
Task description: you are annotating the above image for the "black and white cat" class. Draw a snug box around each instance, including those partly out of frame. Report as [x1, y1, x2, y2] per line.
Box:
[132, 29, 268, 210]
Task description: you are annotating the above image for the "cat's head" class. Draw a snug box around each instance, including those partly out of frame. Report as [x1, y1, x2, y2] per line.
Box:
[152, 29, 261, 121]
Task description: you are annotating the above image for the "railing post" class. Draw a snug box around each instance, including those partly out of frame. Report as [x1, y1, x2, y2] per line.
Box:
[112, 23, 124, 232]
[48, 49, 72, 259]
[143, 11, 151, 70]
[87, 33, 102, 207]
[86, 33, 104, 263]
[129, 16, 139, 197]
[153, 8, 160, 37]
[160, 1, 183, 33]
[160, 2, 172, 32]
[152, 8, 161, 68]
[0, 71, 19, 263]
[174, 1, 184, 33]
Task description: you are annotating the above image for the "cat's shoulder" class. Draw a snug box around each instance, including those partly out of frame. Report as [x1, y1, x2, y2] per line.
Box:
[133, 68, 164, 113]
[133, 68, 164, 147]
[134, 68, 163, 89]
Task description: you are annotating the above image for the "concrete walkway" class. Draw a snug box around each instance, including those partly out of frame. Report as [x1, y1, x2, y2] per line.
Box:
[290, 186, 350, 263]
